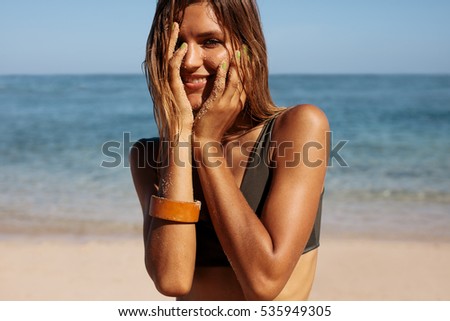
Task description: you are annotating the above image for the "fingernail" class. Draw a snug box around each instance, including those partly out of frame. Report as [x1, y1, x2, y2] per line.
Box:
[172, 22, 176, 30]
[242, 44, 249, 56]
[221, 61, 227, 70]
[236, 50, 241, 61]
[181, 42, 187, 49]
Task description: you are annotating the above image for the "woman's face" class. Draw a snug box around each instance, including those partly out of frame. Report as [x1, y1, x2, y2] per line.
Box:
[177, 2, 231, 110]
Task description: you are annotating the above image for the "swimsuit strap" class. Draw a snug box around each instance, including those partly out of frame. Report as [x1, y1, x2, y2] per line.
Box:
[240, 116, 277, 214]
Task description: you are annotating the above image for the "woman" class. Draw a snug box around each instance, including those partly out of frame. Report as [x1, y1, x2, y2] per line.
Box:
[130, 0, 329, 301]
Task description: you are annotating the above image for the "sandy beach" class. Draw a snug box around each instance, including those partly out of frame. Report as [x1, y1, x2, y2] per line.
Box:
[2, 74, 449, 302]
[1, 234, 449, 301]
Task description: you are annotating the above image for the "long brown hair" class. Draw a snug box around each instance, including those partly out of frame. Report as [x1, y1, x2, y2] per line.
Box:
[144, 0, 278, 140]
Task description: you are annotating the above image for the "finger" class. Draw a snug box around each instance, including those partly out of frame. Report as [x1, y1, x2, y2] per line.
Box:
[168, 22, 179, 60]
[232, 49, 246, 106]
[170, 42, 188, 71]
[221, 57, 241, 101]
[227, 50, 246, 112]
[230, 75, 245, 110]
[239, 86, 247, 108]
[203, 59, 229, 108]
[193, 59, 228, 124]
[232, 49, 244, 81]
[169, 42, 188, 90]
[235, 49, 242, 71]
[242, 44, 251, 62]
[167, 22, 188, 92]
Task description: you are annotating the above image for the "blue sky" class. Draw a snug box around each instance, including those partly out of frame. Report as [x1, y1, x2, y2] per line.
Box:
[1, 0, 449, 74]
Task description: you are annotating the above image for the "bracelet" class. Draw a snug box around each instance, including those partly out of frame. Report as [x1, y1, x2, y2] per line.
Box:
[149, 195, 201, 223]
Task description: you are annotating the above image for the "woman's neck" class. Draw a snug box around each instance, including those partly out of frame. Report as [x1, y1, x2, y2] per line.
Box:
[222, 110, 261, 144]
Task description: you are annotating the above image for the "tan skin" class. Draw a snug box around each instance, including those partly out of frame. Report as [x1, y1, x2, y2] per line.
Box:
[130, 2, 329, 301]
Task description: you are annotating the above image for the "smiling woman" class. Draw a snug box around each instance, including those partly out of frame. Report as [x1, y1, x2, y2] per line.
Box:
[130, 0, 329, 301]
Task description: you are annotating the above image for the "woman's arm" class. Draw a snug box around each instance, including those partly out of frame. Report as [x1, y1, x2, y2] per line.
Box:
[130, 135, 196, 297]
[130, 23, 197, 297]
[193, 104, 329, 300]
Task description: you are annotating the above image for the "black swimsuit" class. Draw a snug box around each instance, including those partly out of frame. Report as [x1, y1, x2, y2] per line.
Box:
[194, 116, 323, 266]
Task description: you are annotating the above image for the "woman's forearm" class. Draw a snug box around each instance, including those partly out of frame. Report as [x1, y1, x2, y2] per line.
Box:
[159, 131, 194, 200]
[193, 141, 288, 300]
[146, 131, 197, 297]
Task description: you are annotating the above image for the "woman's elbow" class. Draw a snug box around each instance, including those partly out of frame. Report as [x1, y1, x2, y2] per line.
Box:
[145, 261, 193, 297]
[244, 273, 285, 301]
[152, 274, 192, 297]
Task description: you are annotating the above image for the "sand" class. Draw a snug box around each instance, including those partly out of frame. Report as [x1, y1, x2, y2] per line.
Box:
[310, 237, 450, 300]
[1, 235, 449, 300]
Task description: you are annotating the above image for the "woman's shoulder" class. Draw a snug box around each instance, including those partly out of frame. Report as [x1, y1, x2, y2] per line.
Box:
[129, 137, 160, 172]
[277, 104, 328, 127]
[134, 137, 160, 145]
[129, 137, 160, 210]
[273, 104, 329, 140]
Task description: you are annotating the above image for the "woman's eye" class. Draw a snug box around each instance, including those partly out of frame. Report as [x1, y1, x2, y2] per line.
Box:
[203, 39, 221, 48]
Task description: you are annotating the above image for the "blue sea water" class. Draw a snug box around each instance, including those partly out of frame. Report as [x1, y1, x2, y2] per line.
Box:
[0, 74, 449, 239]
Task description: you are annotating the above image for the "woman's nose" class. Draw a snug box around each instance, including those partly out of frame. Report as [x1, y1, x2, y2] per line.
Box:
[182, 44, 203, 71]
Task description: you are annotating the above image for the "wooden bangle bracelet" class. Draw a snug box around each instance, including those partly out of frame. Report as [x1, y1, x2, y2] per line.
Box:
[149, 195, 201, 223]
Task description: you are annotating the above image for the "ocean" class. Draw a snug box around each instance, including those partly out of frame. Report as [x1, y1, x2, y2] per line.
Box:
[1, 74, 449, 240]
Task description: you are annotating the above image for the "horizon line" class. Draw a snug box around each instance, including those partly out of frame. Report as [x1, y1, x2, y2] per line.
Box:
[1, 72, 450, 77]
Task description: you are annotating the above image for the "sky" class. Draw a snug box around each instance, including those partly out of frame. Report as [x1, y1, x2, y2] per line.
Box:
[1, 0, 449, 75]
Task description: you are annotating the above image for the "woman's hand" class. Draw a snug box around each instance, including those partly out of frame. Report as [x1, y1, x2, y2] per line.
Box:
[193, 51, 246, 143]
[168, 23, 193, 130]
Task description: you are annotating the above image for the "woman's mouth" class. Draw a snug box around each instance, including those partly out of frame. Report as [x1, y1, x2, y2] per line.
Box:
[182, 75, 210, 91]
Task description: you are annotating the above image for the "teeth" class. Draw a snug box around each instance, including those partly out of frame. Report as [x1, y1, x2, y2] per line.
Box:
[184, 77, 207, 84]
